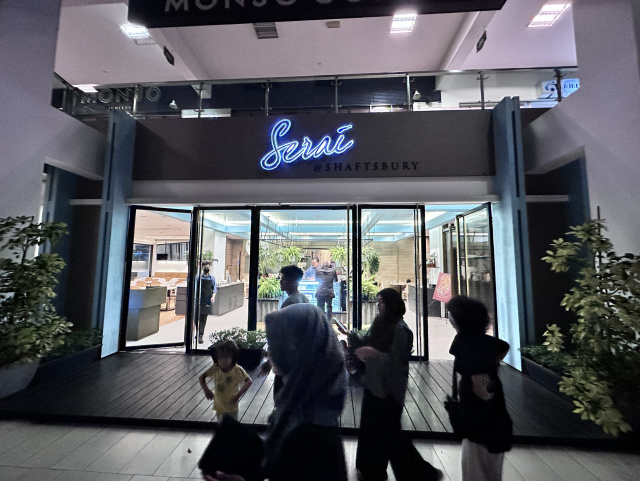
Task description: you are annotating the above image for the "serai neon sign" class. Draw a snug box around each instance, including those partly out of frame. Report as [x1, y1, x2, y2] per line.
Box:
[260, 119, 355, 171]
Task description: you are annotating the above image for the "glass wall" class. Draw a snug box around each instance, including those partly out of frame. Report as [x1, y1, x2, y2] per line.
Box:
[126, 209, 191, 348]
[257, 209, 351, 330]
[193, 210, 252, 347]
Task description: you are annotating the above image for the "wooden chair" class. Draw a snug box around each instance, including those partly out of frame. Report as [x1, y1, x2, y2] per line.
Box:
[136, 281, 147, 288]
[150, 280, 162, 287]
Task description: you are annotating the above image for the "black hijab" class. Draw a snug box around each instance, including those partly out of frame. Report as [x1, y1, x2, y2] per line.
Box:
[366, 288, 406, 352]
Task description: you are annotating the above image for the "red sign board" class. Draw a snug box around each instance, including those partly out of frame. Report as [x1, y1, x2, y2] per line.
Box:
[433, 273, 452, 303]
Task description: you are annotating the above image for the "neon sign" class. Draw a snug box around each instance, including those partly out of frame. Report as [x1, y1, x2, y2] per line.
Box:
[259, 119, 355, 171]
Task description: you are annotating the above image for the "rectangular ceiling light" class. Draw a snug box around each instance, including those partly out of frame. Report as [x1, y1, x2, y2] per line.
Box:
[390, 14, 417, 34]
[120, 23, 151, 38]
[74, 84, 98, 93]
[528, 3, 571, 28]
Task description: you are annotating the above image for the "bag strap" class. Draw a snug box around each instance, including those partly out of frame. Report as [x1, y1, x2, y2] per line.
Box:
[451, 369, 459, 401]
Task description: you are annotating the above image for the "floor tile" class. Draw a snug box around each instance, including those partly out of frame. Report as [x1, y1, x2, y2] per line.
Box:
[52, 428, 129, 471]
[58, 471, 100, 481]
[0, 466, 29, 481]
[92, 474, 133, 481]
[0, 424, 73, 466]
[154, 432, 211, 478]
[87, 431, 157, 473]
[14, 468, 63, 481]
[120, 431, 187, 475]
[131, 476, 169, 481]
[20, 426, 104, 468]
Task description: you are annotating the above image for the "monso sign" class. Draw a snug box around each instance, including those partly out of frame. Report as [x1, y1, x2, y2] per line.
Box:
[129, 0, 506, 28]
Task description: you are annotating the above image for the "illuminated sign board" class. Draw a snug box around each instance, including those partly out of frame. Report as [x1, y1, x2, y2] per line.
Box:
[129, 0, 507, 28]
[260, 119, 355, 171]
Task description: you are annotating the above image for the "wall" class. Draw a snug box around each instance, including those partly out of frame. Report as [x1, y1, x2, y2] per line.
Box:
[0, 0, 106, 224]
[428, 226, 443, 286]
[523, 0, 640, 254]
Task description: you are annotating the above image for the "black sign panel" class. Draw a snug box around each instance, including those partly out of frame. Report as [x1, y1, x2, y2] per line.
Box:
[129, 0, 506, 28]
[133, 111, 495, 181]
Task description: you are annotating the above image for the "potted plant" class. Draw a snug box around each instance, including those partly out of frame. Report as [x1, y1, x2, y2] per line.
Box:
[0, 216, 72, 398]
[520, 329, 568, 394]
[362, 245, 380, 276]
[34, 328, 103, 383]
[281, 245, 303, 264]
[208, 327, 267, 368]
[257, 276, 282, 319]
[259, 245, 280, 276]
[360, 275, 380, 326]
[541, 219, 640, 436]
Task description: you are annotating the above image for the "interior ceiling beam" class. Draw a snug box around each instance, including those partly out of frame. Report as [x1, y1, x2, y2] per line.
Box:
[439, 10, 496, 71]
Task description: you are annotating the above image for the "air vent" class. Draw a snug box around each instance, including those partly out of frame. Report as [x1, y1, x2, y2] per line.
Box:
[326, 21, 341, 29]
[133, 36, 156, 46]
[253, 22, 278, 39]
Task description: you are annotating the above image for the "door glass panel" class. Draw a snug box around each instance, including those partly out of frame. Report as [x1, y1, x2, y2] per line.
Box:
[126, 209, 191, 348]
[360, 208, 420, 355]
[257, 209, 350, 330]
[194, 210, 252, 348]
[457, 205, 496, 334]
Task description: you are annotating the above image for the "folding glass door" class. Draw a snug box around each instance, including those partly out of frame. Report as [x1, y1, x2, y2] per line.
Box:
[455, 203, 497, 333]
[122, 206, 192, 349]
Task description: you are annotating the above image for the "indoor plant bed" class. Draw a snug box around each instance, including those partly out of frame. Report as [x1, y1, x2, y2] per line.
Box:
[0, 216, 72, 398]
[520, 355, 563, 394]
[257, 276, 282, 319]
[208, 327, 267, 369]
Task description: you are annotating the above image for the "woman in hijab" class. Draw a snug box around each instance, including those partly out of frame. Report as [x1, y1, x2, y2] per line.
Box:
[350, 288, 440, 481]
[204, 304, 347, 481]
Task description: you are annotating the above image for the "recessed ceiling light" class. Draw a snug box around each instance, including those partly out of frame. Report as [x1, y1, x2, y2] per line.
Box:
[120, 23, 150, 39]
[391, 14, 417, 34]
[528, 3, 571, 28]
[75, 84, 98, 93]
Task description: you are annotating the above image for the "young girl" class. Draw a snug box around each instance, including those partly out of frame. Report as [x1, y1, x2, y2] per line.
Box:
[447, 295, 512, 481]
[199, 340, 252, 421]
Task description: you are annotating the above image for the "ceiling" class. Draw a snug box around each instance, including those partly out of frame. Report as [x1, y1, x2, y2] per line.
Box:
[134, 211, 191, 243]
[55, 0, 577, 86]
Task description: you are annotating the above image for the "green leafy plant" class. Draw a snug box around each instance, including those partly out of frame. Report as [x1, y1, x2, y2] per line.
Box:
[362, 245, 380, 276]
[209, 327, 267, 349]
[43, 329, 103, 363]
[259, 245, 280, 274]
[542, 219, 640, 436]
[520, 344, 568, 374]
[0, 216, 73, 367]
[258, 276, 282, 298]
[330, 246, 347, 266]
[201, 250, 214, 262]
[361, 275, 380, 301]
[281, 245, 303, 263]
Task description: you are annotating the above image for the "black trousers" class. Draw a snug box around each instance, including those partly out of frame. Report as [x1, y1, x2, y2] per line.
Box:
[356, 390, 439, 481]
[198, 313, 208, 338]
[316, 296, 333, 320]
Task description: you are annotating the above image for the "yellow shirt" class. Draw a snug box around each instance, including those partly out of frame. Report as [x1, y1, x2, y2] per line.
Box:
[204, 364, 249, 413]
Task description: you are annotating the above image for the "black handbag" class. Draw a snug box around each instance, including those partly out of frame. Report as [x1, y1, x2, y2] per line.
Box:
[443, 370, 465, 440]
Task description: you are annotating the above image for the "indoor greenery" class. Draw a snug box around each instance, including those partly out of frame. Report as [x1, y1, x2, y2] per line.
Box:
[541, 219, 640, 436]
[330, 246, 348, 267]
[202, 250, 214, 262]
[0, 216, 73, 367]
[519, 343, 568, 374]
[281, 245, 303, 264]
[209, 327, 267, 349]
[43, 329, 103, 363]
[362, 245, 380, 276]
[361, 275, 380, 301]
[259, 245, 280, 274]
[258, 276, 282, 298]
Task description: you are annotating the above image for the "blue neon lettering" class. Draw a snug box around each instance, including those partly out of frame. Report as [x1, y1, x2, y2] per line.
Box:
[259, 119, 355, 171]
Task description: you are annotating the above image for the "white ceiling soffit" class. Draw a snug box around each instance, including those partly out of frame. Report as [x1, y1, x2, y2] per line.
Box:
[55, 0, 577, 85]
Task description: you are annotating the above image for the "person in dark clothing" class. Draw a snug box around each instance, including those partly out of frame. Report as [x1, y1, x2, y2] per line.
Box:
[350, 288, 441, 481]
[315, 261, 338, 320]
[447, 295, 512, 481]
[198, 262, 217, 344]
[203, 304, 347, 481]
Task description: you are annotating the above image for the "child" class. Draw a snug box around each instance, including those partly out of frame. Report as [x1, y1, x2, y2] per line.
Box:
[199, 340, 252, 421]
[447, 295, 512, 481]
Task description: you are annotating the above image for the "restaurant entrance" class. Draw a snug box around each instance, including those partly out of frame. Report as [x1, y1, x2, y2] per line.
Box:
[120, 203, 497, 359]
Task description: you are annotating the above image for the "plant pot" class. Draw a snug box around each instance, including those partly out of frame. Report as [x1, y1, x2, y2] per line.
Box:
[207, 347, 264, 369]
[33, 344, 102, 384]
[0, 358, 41, 399]
[257, 298, 280, 319]
[521, 356, 563, 394]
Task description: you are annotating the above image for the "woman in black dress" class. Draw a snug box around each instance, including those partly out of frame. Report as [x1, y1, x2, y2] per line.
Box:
[351, 288, 440, 481]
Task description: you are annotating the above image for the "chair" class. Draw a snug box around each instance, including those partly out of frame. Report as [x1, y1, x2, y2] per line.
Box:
[136, 281, 147, 288]
[150, 280, 162, 287]
[145, 277, 153, 281]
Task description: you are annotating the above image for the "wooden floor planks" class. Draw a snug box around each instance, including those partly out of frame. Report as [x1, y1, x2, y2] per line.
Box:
[0, 353, 612, 441]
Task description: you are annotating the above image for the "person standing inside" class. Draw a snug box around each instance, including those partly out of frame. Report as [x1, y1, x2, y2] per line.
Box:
[350, 288, 440, 481]
[447, 295, 512, 481]
[315, 261, 337, 321]
[198, 262, 217, 344]
[304, 257, 319, 279]
[279, 265, 309, 308]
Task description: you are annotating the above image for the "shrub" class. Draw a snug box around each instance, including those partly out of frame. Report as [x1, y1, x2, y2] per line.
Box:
[209, 327, 267, 349]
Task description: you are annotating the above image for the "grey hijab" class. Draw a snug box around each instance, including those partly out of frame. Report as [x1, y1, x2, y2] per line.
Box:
[263, 304, 346, 472]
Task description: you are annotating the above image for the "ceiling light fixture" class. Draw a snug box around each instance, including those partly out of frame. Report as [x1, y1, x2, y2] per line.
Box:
[528, 3, 571, 28]
[169, 100, 178, 110]
[74, 84, 98, 93]
[391, 14, 417, 34]
[120, 23, 150, 38]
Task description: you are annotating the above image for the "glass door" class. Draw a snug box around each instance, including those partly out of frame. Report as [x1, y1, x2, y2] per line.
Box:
[122, 206, 193, 349]
[358, 207, 424, 357]
[455, 203, 497, 333]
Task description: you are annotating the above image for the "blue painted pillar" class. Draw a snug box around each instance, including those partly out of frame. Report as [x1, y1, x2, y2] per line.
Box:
[492, 98, 535, 370]
[92, 111, 136, 357]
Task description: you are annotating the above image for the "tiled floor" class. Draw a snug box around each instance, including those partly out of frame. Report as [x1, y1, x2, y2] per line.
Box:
[0, 420, 638, 481]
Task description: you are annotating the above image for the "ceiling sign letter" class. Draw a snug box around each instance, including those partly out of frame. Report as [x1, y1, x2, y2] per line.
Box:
[165, 0, 189, 12]
[225, 0, 244, 8]
[196, 0, 217, 10]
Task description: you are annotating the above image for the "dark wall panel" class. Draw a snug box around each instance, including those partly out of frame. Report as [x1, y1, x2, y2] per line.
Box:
[133, 111, 494, 181]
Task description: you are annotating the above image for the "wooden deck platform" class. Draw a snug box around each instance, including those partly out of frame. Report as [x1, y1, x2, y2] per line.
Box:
[0, 352, 613, 444]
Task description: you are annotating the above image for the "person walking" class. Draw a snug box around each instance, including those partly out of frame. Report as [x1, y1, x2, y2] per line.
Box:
[198, 262, 217, 344]
[279, 265, 309, 308]
[447, 295, 512, 481]
[350, 288, 441, 481]
[315, 261, 337, 321]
